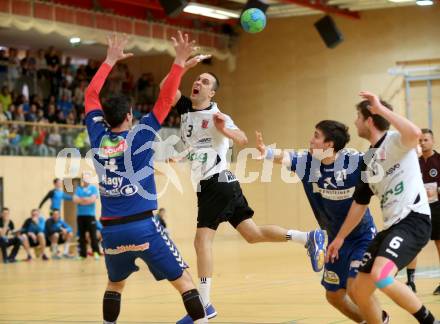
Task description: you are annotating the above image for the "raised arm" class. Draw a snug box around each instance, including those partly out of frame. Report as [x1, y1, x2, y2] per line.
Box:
[360, 91, 421, 149]
[152, 31, 196, 124]
[85, 34, 133, 115]
[159, 54, 212, 107]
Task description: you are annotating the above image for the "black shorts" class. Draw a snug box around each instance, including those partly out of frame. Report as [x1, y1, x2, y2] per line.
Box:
[430, 202, 440, 240]
[197, 170, 254, 230]
[359, 211, 431, 273]
[26, 234, 40, 247]
[46, 232, 66, 246]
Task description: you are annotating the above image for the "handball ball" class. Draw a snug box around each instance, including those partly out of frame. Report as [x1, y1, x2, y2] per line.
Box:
[240, 8, 266, 34]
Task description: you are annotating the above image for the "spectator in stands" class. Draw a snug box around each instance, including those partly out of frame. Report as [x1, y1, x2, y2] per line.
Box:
[26, 104, 38, 122]
[36, 109, 46, 122]
[0, 50, 8, 87]
[4, 104, 14, 120]
[58, 93, 72, 117]
[33, 124, 49, 156]
[0, 124, 9, 153]
[20, 208, 48, 261]
[73, 171, 100, 260]
[7, 48, 20, 92]
[13, 104, 26, 122]
[0, 207, 21, 263]
[0, 86, 12, 112]
[35, 49, 48, 72]
[19, 128, 34, 155]
[6, 124, 21, 155]
[56, 110, 66, 124]
[73, 80, 86, 109]
[45, 209, 73, 259]
[46, 103, 57, 123]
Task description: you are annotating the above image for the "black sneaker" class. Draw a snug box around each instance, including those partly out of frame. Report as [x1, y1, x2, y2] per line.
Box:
[382, 310, 390, 324]
[406, 281, 417, 293]
[433, 284, 440, 295]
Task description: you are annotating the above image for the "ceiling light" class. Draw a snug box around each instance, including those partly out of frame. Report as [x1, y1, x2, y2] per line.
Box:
[69, 37, 81, 45]
[183, 3, 240, 20]
[416, 0, 434, 5]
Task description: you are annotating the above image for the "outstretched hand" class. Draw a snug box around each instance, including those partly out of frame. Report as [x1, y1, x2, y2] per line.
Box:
[104, 33, 133, 66]
[171, 31, 196, 67]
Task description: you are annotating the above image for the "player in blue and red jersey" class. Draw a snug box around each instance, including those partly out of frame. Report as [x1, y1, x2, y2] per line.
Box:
[85, 33, 207, 324]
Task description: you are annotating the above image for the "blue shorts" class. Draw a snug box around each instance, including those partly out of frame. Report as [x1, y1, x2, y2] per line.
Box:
[322, 229, 375, 292]
[101, 217, 188, 282]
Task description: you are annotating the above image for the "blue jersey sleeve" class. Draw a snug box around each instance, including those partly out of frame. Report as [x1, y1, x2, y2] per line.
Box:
[130, 113, 161, 154]
[63, 192, 72, 201]
[61, 220, 72, 233]
[86, 110, 108, 149]
[289, 151, 310, 181]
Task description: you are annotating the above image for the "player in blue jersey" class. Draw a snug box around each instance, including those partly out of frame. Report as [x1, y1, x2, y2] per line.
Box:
[45, 209, 73, 259]
[39, 178, 72, 213]
[85, 33, 208, 323]
[255, 120, 389, 323]
[73, 171, 100, 260]
[20, 208, 48, 261]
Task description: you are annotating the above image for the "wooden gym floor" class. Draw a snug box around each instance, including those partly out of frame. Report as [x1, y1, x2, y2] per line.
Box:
[1, 236, 439, 324]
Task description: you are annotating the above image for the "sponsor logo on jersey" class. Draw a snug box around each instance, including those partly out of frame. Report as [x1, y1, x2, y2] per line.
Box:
[99, 135, 128, 158]
[104, 242, 149, 255]
[101, 175, 123, 188]
[385, 163, 400, 177]
[323, 270, 340, 285]
[120, 184, 138, 196]
[187, 151, 208, 163]
[312, 183, 355, 200]
[430, 168, 438, 178]
[201, 119, 209, 129]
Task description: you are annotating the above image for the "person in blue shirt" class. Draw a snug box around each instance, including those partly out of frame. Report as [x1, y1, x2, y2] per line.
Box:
[255, 120, 389, 324]
[0, 207, 21, 263]
[85, 33, 208, 323]
[45, 209, 73, 259]
[20, 208, 48, 261]
[39, 178, 72, 213]
[73, 171, 100, 260]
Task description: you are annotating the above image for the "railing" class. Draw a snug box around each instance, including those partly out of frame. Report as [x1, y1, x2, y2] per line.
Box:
[0, 120, 182, 160]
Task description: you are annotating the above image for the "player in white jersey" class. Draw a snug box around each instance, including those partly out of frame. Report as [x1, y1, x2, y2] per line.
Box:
[160, 58, 326, 323]
[327, 91, 438, 324]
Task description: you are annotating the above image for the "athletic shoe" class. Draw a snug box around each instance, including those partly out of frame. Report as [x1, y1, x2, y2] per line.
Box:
[433, 284, 440, 295]
[63, 253, 75, 259]
[8, 258, 17, 263]
[42, 254, 49, 261]
[406, 281, 417, 293]
[52, 254, 62, 260]
[176, 303, 217, 324]
[25, 255, 32, 262]
[93, 252, 100, 261]
[305, 229, 326, 272]
[382, 310, 390, 324]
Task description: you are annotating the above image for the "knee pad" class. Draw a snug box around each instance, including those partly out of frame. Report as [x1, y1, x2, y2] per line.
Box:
[374, 261, 395, 289]
[103, 291, 121, 323]
[182, 289, 205, 321]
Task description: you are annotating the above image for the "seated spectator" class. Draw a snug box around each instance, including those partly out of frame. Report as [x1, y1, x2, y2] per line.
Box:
[20, 208, 48, 261]
[33, 125, 49, 156]
[46, 127, 62, 155]
[46, 103, 57, 123]
[57, 94, 72, 117]
[13, 104, 26, 122]
[6, 125, 21, 155]
[0, 50, 8, 88]
[19, 128, 34, 155]
[58, 80, 72, 102]
[0, 124, 9, 153]
[0, 86, 12, 112]
[26, 104, 38, 122]
[4, 104, 15, 120]
[36, 108, 46, 122]
[0, 207, 21, 263]
[45, 209, 73, 259]
[56, 110, 66, 124]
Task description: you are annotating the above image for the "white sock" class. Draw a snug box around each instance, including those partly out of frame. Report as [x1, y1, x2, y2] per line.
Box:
[286, 230, 308, 245]
[194, 318, 208, 323]
[63, 242, 70, 255]
[198, 277, 211, 307]
[103, 321, 116, 324]
[51, 245, 58, 255]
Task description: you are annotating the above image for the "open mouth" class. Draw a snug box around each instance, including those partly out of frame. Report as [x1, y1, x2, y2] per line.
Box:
[192, 88, 200, 95]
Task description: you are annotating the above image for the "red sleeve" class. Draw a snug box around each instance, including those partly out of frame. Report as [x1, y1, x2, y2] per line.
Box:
[153, 64, 184, 124]
[85, 63, 113, 114]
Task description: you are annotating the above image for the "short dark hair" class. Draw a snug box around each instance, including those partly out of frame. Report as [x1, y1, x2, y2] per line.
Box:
[53, 178, 60, 184]
[421, 128, 433, 137]
[207, 72, 220, 91]
[315, 120, 350, 152]
[102, 94, 132, 128]
[356, 100, 393, 131]
[50, 209, 59, 216]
